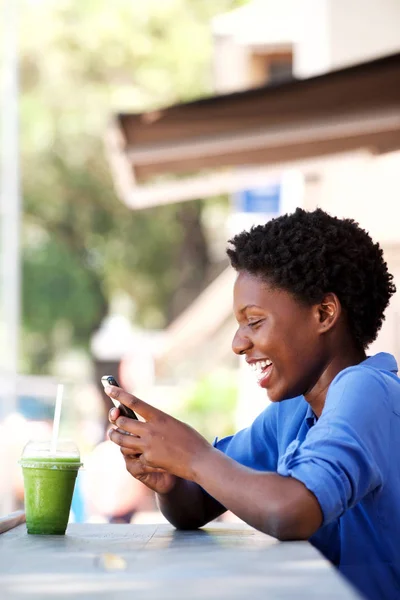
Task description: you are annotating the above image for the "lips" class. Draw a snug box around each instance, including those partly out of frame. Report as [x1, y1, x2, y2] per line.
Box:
[247, 359, 274, 387]
[257, 363, 273, 388]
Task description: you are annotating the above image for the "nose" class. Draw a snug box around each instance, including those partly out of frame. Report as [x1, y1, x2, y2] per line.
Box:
[232, 327, 253, 356]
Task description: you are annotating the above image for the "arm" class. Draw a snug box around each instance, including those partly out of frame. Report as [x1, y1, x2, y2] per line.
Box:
[158, 403, 294, 534]
[277, 368, 391, 527]
[156, 477, 226, 529]
[107, 387, 321, 539]
[191, 448, 322, 540]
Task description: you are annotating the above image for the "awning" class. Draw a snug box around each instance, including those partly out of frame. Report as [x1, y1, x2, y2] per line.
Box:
[107, 52, 400, 209]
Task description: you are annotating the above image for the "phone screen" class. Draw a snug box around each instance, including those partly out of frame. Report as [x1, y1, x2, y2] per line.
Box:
[101, 375, 138, 420]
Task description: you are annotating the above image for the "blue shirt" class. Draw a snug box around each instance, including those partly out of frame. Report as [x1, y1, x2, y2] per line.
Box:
[214, 353, 400, 600]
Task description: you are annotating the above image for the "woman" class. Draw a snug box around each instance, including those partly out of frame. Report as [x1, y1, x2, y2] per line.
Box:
[107, 208, 399, 600]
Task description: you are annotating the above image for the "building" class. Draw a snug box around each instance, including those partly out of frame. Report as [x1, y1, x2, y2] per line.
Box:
[107, 0, 400, 425]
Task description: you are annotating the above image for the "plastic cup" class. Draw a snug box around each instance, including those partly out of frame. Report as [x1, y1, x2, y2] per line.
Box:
[20, 440, 82, 535]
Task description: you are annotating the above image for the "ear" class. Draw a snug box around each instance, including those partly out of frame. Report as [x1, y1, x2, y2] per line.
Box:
[315, 293, 341, 333]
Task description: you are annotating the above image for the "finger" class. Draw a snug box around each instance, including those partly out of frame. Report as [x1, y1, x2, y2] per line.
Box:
[138, 455, 166, 472]
[108, 407, 119, 424]
[108, 428, 145, 452]
[114, 415, 145, 436]
[121, 451, 166, 474]
[107, 426, 127, 438]
[119, 446, 165, 471]
[104, 386, 163, 422]
[139, 465, 166, 474]
[120, 446, 141, 458]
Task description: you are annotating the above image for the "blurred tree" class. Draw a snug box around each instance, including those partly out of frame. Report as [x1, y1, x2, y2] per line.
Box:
[19, 0, 247, 373]
[175, 370, 238, 441]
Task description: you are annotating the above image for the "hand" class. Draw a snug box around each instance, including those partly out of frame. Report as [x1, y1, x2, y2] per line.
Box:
[119, 448, 178, 495]
[108, 406, 177, 494]
[106, 386, 212, 482]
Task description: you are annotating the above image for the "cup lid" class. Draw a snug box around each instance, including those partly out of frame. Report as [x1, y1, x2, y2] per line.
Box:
[21, 439, 80, 460]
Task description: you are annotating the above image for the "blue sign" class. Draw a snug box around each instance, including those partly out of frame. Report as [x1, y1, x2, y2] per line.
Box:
[234, 183, 281, 214]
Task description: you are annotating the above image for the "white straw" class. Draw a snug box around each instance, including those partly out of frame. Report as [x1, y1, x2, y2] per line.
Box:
[51, 384, 64, 455]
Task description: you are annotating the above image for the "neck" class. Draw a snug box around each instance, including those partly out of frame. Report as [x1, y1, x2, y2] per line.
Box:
[304, 346, 366, 418]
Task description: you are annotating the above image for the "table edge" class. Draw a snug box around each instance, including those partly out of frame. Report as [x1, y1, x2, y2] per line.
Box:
[0, 511, 26, 534]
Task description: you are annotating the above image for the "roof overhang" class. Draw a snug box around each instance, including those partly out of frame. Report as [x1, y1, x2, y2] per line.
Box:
[107, 53, 400, 209]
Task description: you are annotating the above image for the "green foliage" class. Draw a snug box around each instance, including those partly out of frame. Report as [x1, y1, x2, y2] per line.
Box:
[23, 235, 105, 343]
[176, 369, 238, 441]
[19, 0, 247, 372]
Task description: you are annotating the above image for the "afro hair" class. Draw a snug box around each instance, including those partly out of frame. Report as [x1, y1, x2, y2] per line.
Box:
[227, 207, 396, 350]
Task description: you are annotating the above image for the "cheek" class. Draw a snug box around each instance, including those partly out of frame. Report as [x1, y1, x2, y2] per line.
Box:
[273, 330, 317, 381]
[281, 340, 321, 393]
[285, 322, 319, 360]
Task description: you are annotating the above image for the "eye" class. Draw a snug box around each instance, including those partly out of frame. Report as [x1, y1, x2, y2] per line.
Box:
[248, 319, 263, 329]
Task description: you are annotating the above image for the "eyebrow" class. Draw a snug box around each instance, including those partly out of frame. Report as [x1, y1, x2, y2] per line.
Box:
[239, 304, 262, 314]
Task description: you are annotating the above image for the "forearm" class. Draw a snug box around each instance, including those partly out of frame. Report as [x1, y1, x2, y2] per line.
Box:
[191, 448, 322, 540]
[157, 476, 226, 529]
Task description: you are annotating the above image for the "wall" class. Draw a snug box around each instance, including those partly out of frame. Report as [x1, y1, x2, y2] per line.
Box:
[368, 246, 400, 365]
[305, 152, 400, 245]
[294, 0, 331, 78]
[330, 0, 400, 70]
[295, 0, 400, 78]
[212, 0, 400, 424]
[303, 151, 400, 364]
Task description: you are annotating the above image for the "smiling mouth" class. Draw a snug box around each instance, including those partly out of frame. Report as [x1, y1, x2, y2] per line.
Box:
[249, 359, 273, 385]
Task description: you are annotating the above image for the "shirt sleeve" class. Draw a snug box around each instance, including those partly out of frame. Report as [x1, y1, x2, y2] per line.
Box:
[213, 401, 280, 472]
[277, 367, 391, 525]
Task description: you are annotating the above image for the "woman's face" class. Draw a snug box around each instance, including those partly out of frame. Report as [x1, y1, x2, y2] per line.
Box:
[232, 271, 327, 403]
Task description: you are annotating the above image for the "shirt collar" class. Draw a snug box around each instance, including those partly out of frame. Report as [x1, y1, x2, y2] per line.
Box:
[305, 404, 317, 429]
[304, 352, 398, 429]
[361, 352, 398, 373]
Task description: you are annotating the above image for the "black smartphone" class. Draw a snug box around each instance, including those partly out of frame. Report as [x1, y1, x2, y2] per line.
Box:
[101, 375, 138, 420]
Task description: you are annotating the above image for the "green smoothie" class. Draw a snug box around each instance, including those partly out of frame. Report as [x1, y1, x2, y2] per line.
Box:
[20, 441, 82, 535]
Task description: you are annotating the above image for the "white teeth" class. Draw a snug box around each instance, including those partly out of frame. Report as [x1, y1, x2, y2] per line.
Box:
[249, 359, 272, 373]
[250, 359, 273, 383]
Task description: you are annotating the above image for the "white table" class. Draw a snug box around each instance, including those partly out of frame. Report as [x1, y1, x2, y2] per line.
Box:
[0, 517, 362, 599]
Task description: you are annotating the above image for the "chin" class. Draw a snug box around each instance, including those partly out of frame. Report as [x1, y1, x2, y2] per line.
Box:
[266, 391, 284, 403]
[267, 387, 296, 403]
[267, 394, 281, 403]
